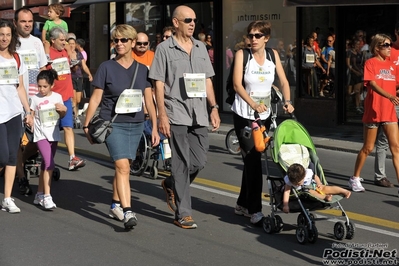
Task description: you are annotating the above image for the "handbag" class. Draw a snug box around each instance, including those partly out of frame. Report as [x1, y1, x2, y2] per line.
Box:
[88, 62, 140, 144]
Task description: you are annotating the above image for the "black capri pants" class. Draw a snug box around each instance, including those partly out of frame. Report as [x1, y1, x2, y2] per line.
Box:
[0, 115, 23, 167]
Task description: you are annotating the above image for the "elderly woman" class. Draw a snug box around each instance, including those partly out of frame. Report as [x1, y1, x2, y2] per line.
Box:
[231, 20, 294, 224]
[83, 24, 160, 230]
[349, 34, 399, 193]
[0, 19, 33, 213]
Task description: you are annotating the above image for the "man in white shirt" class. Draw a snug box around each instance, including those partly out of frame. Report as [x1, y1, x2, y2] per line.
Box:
[14, 7, 48, 196]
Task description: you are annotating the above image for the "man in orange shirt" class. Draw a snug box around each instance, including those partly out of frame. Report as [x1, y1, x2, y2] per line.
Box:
[132, 32, 154, 68]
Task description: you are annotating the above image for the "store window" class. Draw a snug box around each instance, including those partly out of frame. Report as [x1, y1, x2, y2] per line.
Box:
[222, 0, 296, 111]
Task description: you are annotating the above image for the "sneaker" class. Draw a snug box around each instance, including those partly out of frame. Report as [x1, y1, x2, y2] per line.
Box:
[348, 177, 366, 192]
[68, 156, 86, 171]
[33, 193, 44, 206]
[174, 216, 197, 229]
[374, 177, 394, 188]
[356, 107, 364, 114]
[109, 203, 124, 221]
[18, 177, 32, 196]
[43, 196, 57, 210]
[1, 198, 21, 213]
[161, 179, 176, 212]
[250, 212, 264, 224]
[123, 211, 138, 229]
[74, 117, 81, 128]
[234, 204, 251, 217]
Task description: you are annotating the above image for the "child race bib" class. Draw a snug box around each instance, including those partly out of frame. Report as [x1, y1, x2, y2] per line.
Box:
[39, 104, 60, 127]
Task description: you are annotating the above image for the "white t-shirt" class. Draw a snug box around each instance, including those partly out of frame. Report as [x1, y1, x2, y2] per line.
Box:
[0, 55, 27, 123]
[284, 168, 314, 190]
[30, 91, 63, 142]
[231, 50, 275, 120]
[17, 35, 48, 98]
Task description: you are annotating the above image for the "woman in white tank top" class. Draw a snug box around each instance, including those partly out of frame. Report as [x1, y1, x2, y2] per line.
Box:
[231, 20, 294, 225]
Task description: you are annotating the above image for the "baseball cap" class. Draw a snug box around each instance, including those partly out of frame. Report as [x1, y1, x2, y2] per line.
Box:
[67, 33, 76, 41]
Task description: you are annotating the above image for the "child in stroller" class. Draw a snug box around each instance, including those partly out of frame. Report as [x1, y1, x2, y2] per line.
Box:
[282, 163, 351, 213]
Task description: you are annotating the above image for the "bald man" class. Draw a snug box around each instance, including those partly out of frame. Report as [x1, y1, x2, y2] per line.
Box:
[132, 32, 154, 68]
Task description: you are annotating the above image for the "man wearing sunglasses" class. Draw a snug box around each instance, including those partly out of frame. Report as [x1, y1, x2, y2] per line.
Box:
[149, 5, 220, 229]
[132, 32, 154, 68]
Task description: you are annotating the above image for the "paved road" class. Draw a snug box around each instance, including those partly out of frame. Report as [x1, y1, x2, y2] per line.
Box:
[1, 124, 398, 266]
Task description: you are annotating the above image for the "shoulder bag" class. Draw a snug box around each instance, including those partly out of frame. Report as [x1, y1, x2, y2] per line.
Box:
[88, 62, 139, 144]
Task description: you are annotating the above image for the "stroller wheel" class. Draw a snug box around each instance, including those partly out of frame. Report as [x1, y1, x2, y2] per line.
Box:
[263, 215, 275, 234]
[345, 221, 356, 240]
[53, 168, 60, 181]
[307, 224, 318, 244]
[297, 213, 306, 226]
[150, 167, 158, 180]
[274, 215, 284, 233]
[334, 221, 347, 240]
[296, 225, 308, 244]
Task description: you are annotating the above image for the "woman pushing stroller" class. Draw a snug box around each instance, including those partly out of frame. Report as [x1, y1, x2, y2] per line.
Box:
[282, 163, 351, 213]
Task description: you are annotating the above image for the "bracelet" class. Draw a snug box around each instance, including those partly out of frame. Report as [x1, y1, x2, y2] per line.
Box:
[285, 100, 292, 105]
[83, 126, 89, 130]
[25, 111, 32, 116]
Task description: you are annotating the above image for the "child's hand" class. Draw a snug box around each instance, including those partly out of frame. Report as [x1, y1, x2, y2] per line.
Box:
[55, 103, 67, 113]
[283, 205, 289, 213]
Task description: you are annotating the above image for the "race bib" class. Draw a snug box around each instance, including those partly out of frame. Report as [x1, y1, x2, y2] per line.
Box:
[248, 90, 271, 116]
[39, 104, 60, 127]
[52, 57, 71, 75]
[0, 61, 19, 85]
[183, 73, 206, 98]
[115, 89, 142, 114]
[19, 50, 38, 70]
[305, 53, 315, 64]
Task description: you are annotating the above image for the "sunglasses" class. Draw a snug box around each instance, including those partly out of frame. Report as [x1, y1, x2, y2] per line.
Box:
[379, 42, 393, 48]
[247, 33, 265, 39]
[178, 18, 198, 24]
[163, 35, 171, 39]
[113, 38, 131, 44]
[136, 42, 149, 46]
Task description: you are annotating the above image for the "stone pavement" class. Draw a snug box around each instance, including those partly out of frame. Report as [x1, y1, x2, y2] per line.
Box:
[214, 112, 392, 158]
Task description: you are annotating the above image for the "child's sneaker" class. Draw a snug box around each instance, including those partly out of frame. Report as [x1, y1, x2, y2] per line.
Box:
[250, 212, 264, 224]
[234, 204, 251, 217]
[33, 193, 44, 206]
[124, 211, 138, 229]
[1, 198, 21, 213]
[68, 156, 86, 171]
[109, 203, 124, 221]
[348, 176, 365, 192]
[43, 196, 56, 209]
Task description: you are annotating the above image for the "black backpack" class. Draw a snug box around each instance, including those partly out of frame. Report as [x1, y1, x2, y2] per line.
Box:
[225, 47, 276, 105]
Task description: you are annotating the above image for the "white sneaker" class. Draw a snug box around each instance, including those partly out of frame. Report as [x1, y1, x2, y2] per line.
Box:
[43, 196, 57, 209]
[1, 198, 21, 213]
[234, 204, 251, 217]
[348, 177, 365, 192]
[250, 212, 264, 224]
[33, 193, 44, 206]
[124, 211, 138, 229]
[109, 203, 124, 221]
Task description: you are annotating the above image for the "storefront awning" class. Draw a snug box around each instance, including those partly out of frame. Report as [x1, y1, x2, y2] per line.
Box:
[283, 0, 399, 6]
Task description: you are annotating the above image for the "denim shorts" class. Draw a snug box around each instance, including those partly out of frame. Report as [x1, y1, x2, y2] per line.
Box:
[364, 122, 397, 129]
[105, 122, 144, 161]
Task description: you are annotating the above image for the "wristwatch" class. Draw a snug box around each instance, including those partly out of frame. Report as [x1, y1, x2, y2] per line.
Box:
[210, 104, 219, 110]
[83, 126, 89, 130]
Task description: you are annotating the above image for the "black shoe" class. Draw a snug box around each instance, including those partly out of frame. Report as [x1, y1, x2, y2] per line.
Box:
[18, 177, 32, 196]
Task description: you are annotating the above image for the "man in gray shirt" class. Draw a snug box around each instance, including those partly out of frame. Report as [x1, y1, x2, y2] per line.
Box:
[149, 5, 220, 229]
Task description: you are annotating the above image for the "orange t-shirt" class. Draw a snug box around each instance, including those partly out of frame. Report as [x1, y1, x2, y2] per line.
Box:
[132, 50, 154, 68]
[363, 57, 397, 123]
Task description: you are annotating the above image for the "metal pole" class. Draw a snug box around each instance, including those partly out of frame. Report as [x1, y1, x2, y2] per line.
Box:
[13, 0, 26, 10]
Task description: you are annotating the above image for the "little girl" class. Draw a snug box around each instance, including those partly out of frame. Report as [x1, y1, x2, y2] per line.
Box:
[31, 69, 67, 209]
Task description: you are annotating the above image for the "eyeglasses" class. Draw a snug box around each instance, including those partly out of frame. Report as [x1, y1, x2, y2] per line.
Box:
[136, 42, 149, 46]
[247, 33, 265, 39]
[379, 42, 393, 48]
[113, 38, 131, 44]
[163, 35, 171, 39]
[178, 18, 198, 24]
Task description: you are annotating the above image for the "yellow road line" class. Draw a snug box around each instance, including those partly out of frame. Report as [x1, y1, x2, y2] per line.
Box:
[194, 177, 399, 231]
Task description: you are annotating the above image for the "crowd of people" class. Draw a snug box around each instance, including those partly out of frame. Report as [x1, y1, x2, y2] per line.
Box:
[2, 4, 399, 232]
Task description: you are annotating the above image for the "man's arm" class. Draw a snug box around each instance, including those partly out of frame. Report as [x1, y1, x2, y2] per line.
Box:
[205, 78, 220, 131]
[154, 80, 171, 138]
